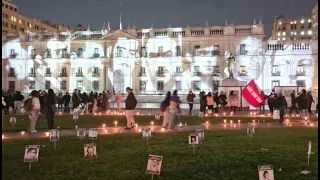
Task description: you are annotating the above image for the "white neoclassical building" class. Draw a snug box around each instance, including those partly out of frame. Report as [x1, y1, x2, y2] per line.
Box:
[1, 20, 318, 96]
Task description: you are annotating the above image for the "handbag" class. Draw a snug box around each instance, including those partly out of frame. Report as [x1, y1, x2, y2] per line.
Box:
[273, 109, 280, 120]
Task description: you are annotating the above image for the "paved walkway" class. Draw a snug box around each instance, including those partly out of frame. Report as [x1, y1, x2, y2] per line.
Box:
[2, 121, 317, 140]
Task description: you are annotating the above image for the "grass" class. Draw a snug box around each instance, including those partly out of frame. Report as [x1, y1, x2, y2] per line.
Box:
[2, 114, 317, 132]
[2, 128, 318, 180]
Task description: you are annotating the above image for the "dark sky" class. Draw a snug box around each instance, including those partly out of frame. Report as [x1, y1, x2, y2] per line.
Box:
[14, 0, 317, 37]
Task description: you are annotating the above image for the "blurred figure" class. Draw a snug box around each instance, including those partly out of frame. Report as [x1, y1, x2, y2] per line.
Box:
[276, 92, 287, 125]
[168, 90, 181, 129]
[63, 92, 71, 113]
[27, 90, 40, 133]
[199, 91, 207, 115]
[289, 90, 298, 114]
[267, 89, 277, 114]
[82, 92, 89, 114]
[124, 87, 137, 130]
[259, 91, 267, 115]
[218, 91, 227, 112]
[186, 91, 195, 115]
[44, 89, 57, 130]
[161, 91, 171, 129]
[206, 92, 214, 114]
[57, 92, 63, 112]
[307, 92, 314, 114]
[297, 89, 309, 118]
[229, 91, 238, 114]
[115, 91, 122, 111]
[13, 91, 24, 114]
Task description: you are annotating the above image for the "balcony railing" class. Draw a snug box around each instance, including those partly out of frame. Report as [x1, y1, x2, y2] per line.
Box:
[29, 73, 36, 77]
[174, 72, 182, 76]
[296, 71, 306, 76]
[92, 73, 100, 77]
[212, 50, 220, 56]
[9, 54, 17, 59]
[115, 53, 123, 57]
[45, 54, 52, 58]
[59, 73, 68, 77]
[212, 71, 220, 76]
[77, 54, 83, 58]
[92, 53, 100, 58]
[44, 73, 51, 77]
[193, 52, 201, 56]
[239, 50, 248, 55]
[175, 52, 183, 57]
[238, 71, 247, 76]
[157, 71, 165, 77]
[30, 55, 36, 59]
[140, 53, 148, 57]
[193, 72, 202, 76]
[138, 72, 146, 77]
[271, 71, 281, 76]
[8, 73, 16, 77]
[60, 54, 70, 58]
[75, 73, 84, 77]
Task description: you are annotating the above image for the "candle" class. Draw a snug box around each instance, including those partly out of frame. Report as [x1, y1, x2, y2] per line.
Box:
[102, 124, 106, 128]
[104, 129, 108, 133]
[223, 112, 226, 116]
[238, 120, 241, 123]
[2, 134, 4, 139]
[185, 123, 187, 126]
[137, 112, 140, 115]
[135, 123, 138, 127]
[205, 121, 209, 125]
[59, 112, 62, 115]
[21, 131, 25, 135]
[308, 141, 312, 155]
[179, 122, 182, 127]
[252, 119, 256, 123]
[114, 121, 118, 127]
[75, 125, 78, 129]
[138, 129, 142, 133]
[99, 112, 101, 115]
[230, 120, 233, 124]
[223, 119, 227, 124]
[151, 121, 154, 126]
[45, 132, 49, 137]
[304, 117, 308, 120]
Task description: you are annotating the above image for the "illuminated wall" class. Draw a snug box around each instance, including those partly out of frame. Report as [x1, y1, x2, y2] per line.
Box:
[2, 24, 318, 95]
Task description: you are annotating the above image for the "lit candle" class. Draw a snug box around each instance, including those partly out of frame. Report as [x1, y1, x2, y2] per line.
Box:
[135, 123, 138, 127]
[223, 119, 227, 124]
[310, 123, 314, 127]
[238, 120, 241, 123]
[233, 124, 236, 128]
[114, 121, 118, 127]
[148, 113, 151, 115]
[223, 112, 226, 116]
[161, 128, 165, 132]
[59, 112, 62, 115]
[179, 122, 182, 127]
[75, 125, 78, 129]
[249, 112, 252, 116]
[137, 112, 140, 115]
[45, 132, 49, 137]
[205, 121, 209, 125]
[99, 112, 101, 115]
[81, 113, 84, 115]
[267, 113, 271, 116]
[230, 120, 233, 124]
[308, 141, 312, 155]
[21, 131, 25, 135]
[185, 123, 187, 126]
[253, 112, 256, 116]
[252, 119, 256, 123]
[151, 121, 154, 126]
[304, 117, 308, 120]
[104, 129, 108, 133]
[94, 113, 97, 115]
[102, 124, 106, 128]
[2, 134, 4, 139]
[230, 112, 233, 116]
[138, 128, 142, 132]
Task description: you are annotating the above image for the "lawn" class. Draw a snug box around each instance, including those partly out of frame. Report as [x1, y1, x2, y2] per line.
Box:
[2, 114, 317, 132]
[2, 128, 318, 180]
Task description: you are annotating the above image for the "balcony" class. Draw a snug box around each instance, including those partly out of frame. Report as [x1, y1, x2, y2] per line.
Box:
[59, 73, 68, 77]
[212, 71, 220, 76]
[92, 73, 100, 77]
[92, 53, 100, 58]
[138, 72, 146, 77]
[29, 73, 36, 77]
[45, 54, 52, 58]
[174, 72, 182, 76]
[9, 54, 17, 59]
[30, 55, 36, 59]
[296, 71, 306, 76]
[238, 71, 247, 76]
[8, 73, 16, 77]
[75, 72, 84, 77]
[193, 72, 202, 76]
[60, 54, 70, 59]
[157, 71, 165, 77]
[115, 53, 123, 57]
[271, 71, 281, 76]
[44, 73, 51, 77]
[212, 50, 220, 56]
[77, 54, 83, 58]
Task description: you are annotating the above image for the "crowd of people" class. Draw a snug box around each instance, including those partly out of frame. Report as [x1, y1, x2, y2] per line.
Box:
[2, 88, 318, 132]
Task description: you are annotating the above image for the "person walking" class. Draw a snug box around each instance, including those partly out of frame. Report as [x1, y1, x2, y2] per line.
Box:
[186, 91, 195, 115]
[161, 91, 171, 129]
[275, 92, 287, 125]
[229, 91, 238, 114]
[25, 90, 40, 133]
[267, 90, 277, 114]
[124, 87, 137, 130]
[199, 91, 207, 116]
[297, 89, 310, 118]
[289, 90, 298, 114]
[63, 92, 71, 113]
[44, 89, 57, 130]
[218, 91, 227, 112]
[115, 91, 122, 111]
[168, 90, 181, 129]
[307, 92, 314, 114]
[13, 91, 24, 114]
[206, 92, 214, 114]
[57, 92, 63, 112]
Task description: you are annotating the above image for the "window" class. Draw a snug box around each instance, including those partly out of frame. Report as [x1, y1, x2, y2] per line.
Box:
[157, 81, 164, 91]
[308, 30, 312, 35]
[46, 49, 51, 57]
[78, 67, 82, 73]
[308, 22, 312, 29]
[212, 80, 220, 92]
[240, 66, 246, 73]
[194, 66, 200, 72]
[282, 27, 286, 30]
[9, 68, 15, 76]
[282, 32, 286, 35]
[46, 68, 51, 74]
[193, 81, 201, 90]
[158, 46, 163, 56]
[213, 45, 219, 51]
[9, 81, 15, 90]
[61, 67, 67, 74]
[93, 81, 99, 90]
[93, 67, 99, 73]
[45, 81, 50, 89]
[78, 48, 83, 56]
[271, 80, 280, 87]
[213, 66, 219, 73]
[141, 47, 147, 57]
[157, 67, 164, 75]
[176, 81, 181, 90]
[29, 81, 35, 89]
[176, 46, 181, 56]
[282, 37, 286, 40]
[272, 65, 279, 73]
[296, 80, 305, 87]
[176, 66, 182, 73]
[239, 44, 246, 54]
[301, 25, 304, 29]
[60, 81, 66, 90]
[139, 67, 146, 76]
[94, 48, 98, 54]
[139, 81, 147, 91]
[77, 81, 83, 89]
[301, 19, 304, 23]
[10, 49, 15, 56]
[301, 31, 305, 35]
[31, 49, 35, 56]
[116, 46, 122, 57]
[30, 68, 35, 74]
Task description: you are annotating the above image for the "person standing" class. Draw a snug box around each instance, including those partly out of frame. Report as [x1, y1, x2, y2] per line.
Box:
[186, 91, 195, 115]
[44, 89, 57, 130]
[267, 90, 277, 114]
[206, 92, 214, 114]
[27, 90, 40, 133]
[57, 92, 64, 112]
[199, 91, 207, 116]
[213, 92, 219, 113]
[63, 92, 71, 113]
[13, 91, 24, 114]
[307, 92, 314, 114]
[71, 89, 80, 111]
[115, 91, 122, 111]
[168, 90, 181, 129]
[275, 92, 287, 125]
[289, 90, 298, 114]
[218, 91, 227, 112]
[259, 91, 267, 115]
[161, 91, 171, 129]
[124, 87, 137, 130]
[106, 90, 112, 110]
[297, 89, 309, 118]
[229, 91, 238, 114]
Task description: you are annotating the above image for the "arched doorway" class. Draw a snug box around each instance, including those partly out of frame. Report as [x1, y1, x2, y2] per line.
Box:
[113, 70, 125, 92]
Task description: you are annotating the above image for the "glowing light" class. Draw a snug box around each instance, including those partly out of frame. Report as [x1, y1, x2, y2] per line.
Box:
[301, 19, 304, 23]
[137, 112, 140, 115]
[308, 30, 312, 35]
[94, 113, 97, 115]
[99, 112, 102, 115]
[81, 113, 84, 115]
[161, 128, 165, 132]
[45, 132, 50, 137]
[223, 119, 227, 124]
[21, 131, 25, 135]
[114, 121, 118, 127]
[238, 120, 241, 123]
[2, 135, 4, 139]
[304, 117, 308, 120]
[205, 121, 209, 125]
[138, 128, 142, 132]
[179, 122, 182, 127]
[59, 112, 62, 115]
[104, 129, 108, 133]
[151, 121, 154, 126]
[252, 119, 256, 123]
[310, 123, 314, 127]
[233, 124, 236, 128]
[223, 112, 226, 116]
[230, 112, 233, 116]
[267, 113, 271, 117]
[230, 120, 233, 124]
[301, 31, 305, 35]
[102, 124, 106, 128]
[135, 123, 138, 127]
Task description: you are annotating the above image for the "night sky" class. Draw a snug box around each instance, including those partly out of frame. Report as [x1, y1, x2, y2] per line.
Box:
[14, 0, 317, 37]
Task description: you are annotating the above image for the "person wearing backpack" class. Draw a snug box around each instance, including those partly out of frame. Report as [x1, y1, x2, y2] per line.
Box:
[26, 90, 40, 133]
[161, 91, 171, 129]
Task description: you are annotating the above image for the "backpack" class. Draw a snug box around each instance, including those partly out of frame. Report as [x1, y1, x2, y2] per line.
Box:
[23, 98, 33, 111]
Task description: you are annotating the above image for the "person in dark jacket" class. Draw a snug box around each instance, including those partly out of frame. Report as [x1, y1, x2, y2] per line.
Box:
[124, 87, 137, 130]
[199, 91, 207, 115]
[267, 90, 277, 113]
[44, 89, 57, 130]
[186, 91, 195, 115]
[57, 92, 64, 112]
[259, 91, 267, 115]
[4, 91, 13, 114]
[297, 89, 309, 118]
[13, 91, 24, 114]
[218, 91, 227, 112]
[213, 92, 219, 113]
[71, 89, 80, 109]
[275, 93, 287, 125]
[289, 90, 298, 114]
[307, 92, 314, 114]
[82, 92, 89, 114]
[63, 92, 71, 113]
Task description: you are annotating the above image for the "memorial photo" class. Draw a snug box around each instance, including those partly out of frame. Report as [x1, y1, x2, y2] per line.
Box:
[88, 128, 98, 139]
[84, 144, 97, 159]
[146, 155, 163, 175]
[258, 165, 274, 180]
[24, 145, 40, 162]
[50, 129, 60, 142]
[77, 128, 86, 138]
[188, 134, 199, 145]
[196, 130, 204, 140]
[143, 128, 151, 138]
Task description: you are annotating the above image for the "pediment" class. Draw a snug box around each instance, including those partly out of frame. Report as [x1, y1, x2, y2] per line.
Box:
[100, 30, 137, 40]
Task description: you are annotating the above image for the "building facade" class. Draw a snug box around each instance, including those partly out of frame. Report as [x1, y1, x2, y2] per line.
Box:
[312, 2, 318, 39]
[2, 21, 318, 95]
[2, 0, 68, 34]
